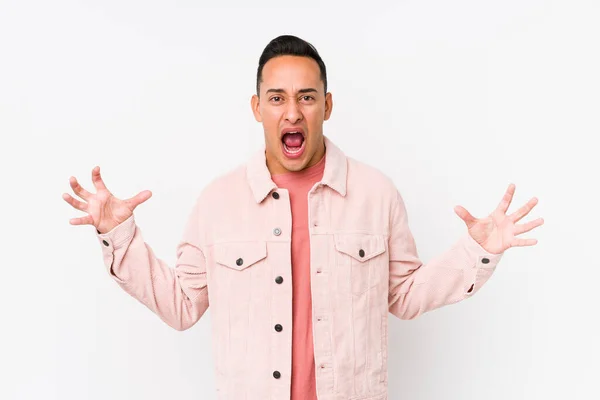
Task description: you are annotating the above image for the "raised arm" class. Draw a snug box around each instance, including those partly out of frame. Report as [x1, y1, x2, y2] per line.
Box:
[63, 166, 209, 331]
[388, 183, 543, 320]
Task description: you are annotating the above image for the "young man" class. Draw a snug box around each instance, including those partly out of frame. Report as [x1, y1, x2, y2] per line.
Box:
[63, 35, 543, 400]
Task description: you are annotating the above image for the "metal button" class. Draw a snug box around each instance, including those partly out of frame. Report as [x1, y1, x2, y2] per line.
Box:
[274, 324, 283, 332]
[272, 192, 280, 199]
[482, 258, 490, 264]
[359, 249, 365, 257]
[273, 370, 281, 379]
[102, 240, 109, 247]
[275, 276, 283, 284]
[273, 227, 281, 236]
[236, 258, 243, 266]
[467, 283, 474, 293]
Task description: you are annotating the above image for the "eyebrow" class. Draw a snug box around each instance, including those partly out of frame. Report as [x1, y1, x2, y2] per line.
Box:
[265, 88, 318, 95]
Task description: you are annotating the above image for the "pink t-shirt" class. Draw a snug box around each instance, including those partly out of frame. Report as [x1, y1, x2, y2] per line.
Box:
[271, 152, 326, 400]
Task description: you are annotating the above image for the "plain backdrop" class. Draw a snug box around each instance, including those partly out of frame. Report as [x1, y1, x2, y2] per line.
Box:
[1, 0, 598, 399]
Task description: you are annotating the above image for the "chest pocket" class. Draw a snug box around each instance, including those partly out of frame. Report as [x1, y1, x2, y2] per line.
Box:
[334, 233, 386, 295]
[214, 241, 267, 271]
[212, 241, 270, 303]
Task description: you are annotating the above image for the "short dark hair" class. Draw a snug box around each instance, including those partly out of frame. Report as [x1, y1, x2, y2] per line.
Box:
[256, 35, 327, 96]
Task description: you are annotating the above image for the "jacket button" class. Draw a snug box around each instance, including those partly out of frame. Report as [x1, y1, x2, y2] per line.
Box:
[102, 240, 109, 247]
[481, 257, 490, 264]
[274, 324, 283, 332]
[273, 227, 281, 236]
[236, 258, 243, 266]
[275, 276, 283, 284]
[272, 192, 280, 199]
[359, 249, 365, 257]
[273, 370, 281, 379]
[467, 283, 474, 293]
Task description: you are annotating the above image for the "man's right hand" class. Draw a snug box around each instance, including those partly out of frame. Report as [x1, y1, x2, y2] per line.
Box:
[62, 166, 152, 234]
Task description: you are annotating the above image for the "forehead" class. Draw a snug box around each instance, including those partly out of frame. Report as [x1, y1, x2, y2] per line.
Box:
[261, 55, 321, 93]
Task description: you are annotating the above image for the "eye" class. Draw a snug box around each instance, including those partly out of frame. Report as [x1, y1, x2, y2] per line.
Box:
[301, 95, 315, 102]
[270, 96, 282, 103]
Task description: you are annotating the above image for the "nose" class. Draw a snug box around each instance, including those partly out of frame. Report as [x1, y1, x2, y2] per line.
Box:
[284, 99, 303, 124]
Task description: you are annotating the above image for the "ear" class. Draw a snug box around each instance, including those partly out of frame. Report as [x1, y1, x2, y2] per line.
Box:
[251, 94, 262, 122]
[323, 92, 333, 121]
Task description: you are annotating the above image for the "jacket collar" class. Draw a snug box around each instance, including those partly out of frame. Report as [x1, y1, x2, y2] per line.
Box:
[246, 135, 348, 203]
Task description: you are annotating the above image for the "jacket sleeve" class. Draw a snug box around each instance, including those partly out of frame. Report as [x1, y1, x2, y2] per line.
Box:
[388, 189, 504, 320]
[95, 197, 209, 331]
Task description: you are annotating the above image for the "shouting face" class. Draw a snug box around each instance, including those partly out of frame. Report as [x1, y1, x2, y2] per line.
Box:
[251, 55, 333, 175]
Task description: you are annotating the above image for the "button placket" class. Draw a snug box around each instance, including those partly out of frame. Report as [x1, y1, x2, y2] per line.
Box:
[312, 190, 328, 230]
[316, 315, 328, 322]
[268, 189, 289, 388]
[311, 203, 319, 228]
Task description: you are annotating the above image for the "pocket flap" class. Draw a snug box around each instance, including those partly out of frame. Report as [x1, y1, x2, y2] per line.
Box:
[214, 241, 267, 271]
[334, 233, 385, 262]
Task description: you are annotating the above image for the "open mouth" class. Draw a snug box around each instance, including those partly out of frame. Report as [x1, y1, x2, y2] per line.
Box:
[281, 130, 306, 158]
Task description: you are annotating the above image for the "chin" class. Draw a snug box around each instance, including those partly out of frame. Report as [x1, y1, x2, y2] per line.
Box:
[282, 161, 307, 172]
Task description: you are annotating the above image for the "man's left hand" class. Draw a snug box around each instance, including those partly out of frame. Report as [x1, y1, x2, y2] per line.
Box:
[454, 183, 544, 255]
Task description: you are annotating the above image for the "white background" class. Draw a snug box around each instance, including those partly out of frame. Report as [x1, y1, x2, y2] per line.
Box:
[1, 0, 598, 399]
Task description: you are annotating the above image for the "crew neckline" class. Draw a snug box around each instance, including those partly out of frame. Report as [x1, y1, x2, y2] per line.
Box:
[271, 151, 326, 183]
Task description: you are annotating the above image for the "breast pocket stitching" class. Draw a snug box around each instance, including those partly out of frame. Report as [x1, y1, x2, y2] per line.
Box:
[213, 241, 267, 271]
[333, 233, 386, 296]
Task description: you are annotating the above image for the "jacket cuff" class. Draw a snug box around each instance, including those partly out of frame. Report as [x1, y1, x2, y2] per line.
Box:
[462, 232, 504, 269]
[96, 214, 136, 251]
[460, 233, 504, 296]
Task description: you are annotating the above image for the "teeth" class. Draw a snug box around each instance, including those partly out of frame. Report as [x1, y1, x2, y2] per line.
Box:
[284, 142, 304, 154]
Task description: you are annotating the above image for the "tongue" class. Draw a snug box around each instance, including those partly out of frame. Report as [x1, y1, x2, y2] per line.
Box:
[283, 132, 303, 147]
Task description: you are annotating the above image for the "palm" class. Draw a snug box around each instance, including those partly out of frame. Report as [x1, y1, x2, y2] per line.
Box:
[454, 183, 544, 254]
[63, 166, 152, 233]
[87, 189, 134, 230]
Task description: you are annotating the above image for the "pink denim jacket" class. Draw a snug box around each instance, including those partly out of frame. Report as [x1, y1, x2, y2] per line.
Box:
[96, 135, 503, 400]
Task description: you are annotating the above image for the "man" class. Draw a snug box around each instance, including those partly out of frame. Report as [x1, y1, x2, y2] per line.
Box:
[62, 35, 544, 400]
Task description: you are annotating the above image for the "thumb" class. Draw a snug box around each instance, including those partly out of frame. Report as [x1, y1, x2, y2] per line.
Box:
[127, 190, 153, 208]
[454, 205, 477, 228]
